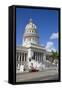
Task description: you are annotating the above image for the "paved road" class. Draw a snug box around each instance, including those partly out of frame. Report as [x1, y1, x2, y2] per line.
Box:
[16, 69, 58, 82]
[27, 74, 58, 81]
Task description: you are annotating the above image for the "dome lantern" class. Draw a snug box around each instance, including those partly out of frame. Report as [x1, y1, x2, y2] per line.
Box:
[29, 18, 32, 23]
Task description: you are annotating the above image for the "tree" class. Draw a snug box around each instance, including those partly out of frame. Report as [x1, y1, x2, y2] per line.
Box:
[51, 50, 58, 62]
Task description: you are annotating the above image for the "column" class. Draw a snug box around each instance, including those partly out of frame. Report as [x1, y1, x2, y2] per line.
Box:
[34, 52, 35, 59]
[21, 53, 22, 65]
[39, 52, 40, 62]
[42, 53, 43, 62]
[37, 53, 39, 61]
[43, 53, 46, 62]
[25, 53, 27, 62]
[38, 52, 39, 62]
[40, 53, 41, 62]
[25, 53, 26, 61]
[36, 52, 37, 61]
[38, 52, 39, 61]
[35, 53, 37, 60]
[36, 53, 38, 61]
[35, 52, 36, 61]
[40, 53, 42, 62]
[36, 52, 38, 61]
[24, 53, 25, 63]
[22, 53, 24, 64]
[18, 53, 20, 61]
[18, 53, 20, 69]
[20, 53, 21, 65]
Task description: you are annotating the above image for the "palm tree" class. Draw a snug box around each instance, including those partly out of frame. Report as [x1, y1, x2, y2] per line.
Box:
[51, 50, 58, 62]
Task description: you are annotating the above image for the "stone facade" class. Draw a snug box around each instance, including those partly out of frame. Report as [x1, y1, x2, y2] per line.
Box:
[16, 18, 52, 71]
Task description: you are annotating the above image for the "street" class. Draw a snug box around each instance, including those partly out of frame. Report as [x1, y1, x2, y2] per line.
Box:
[16, 69, 58, 82]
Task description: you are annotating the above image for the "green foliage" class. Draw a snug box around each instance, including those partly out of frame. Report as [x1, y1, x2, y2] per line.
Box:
[51, 50, 58, 60]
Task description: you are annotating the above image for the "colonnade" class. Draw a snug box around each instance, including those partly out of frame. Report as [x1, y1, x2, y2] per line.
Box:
[33, 52, 43, 62]
[16, 52, 27, 65]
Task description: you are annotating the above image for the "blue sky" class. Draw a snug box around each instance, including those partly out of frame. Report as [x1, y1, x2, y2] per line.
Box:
[16, 7, 59, 52]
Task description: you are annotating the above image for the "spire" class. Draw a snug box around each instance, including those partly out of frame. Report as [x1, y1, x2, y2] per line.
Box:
[29, 18, 32, 23]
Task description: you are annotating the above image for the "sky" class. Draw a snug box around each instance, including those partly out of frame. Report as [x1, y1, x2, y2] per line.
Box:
[16, 7, 59, 52]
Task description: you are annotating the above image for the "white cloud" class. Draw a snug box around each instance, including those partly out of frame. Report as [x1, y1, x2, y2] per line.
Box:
[50, 32, 58, 40]
[46, 41, 56, 52]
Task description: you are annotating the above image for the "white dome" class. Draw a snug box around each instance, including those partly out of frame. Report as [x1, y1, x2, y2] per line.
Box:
[25, 21, 37, 30]
[25, 18, 37, 33]
[23, 18, 39, 46]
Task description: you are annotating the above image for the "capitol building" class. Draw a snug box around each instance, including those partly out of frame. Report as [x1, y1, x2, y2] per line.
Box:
[16, 18, 52, 72]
